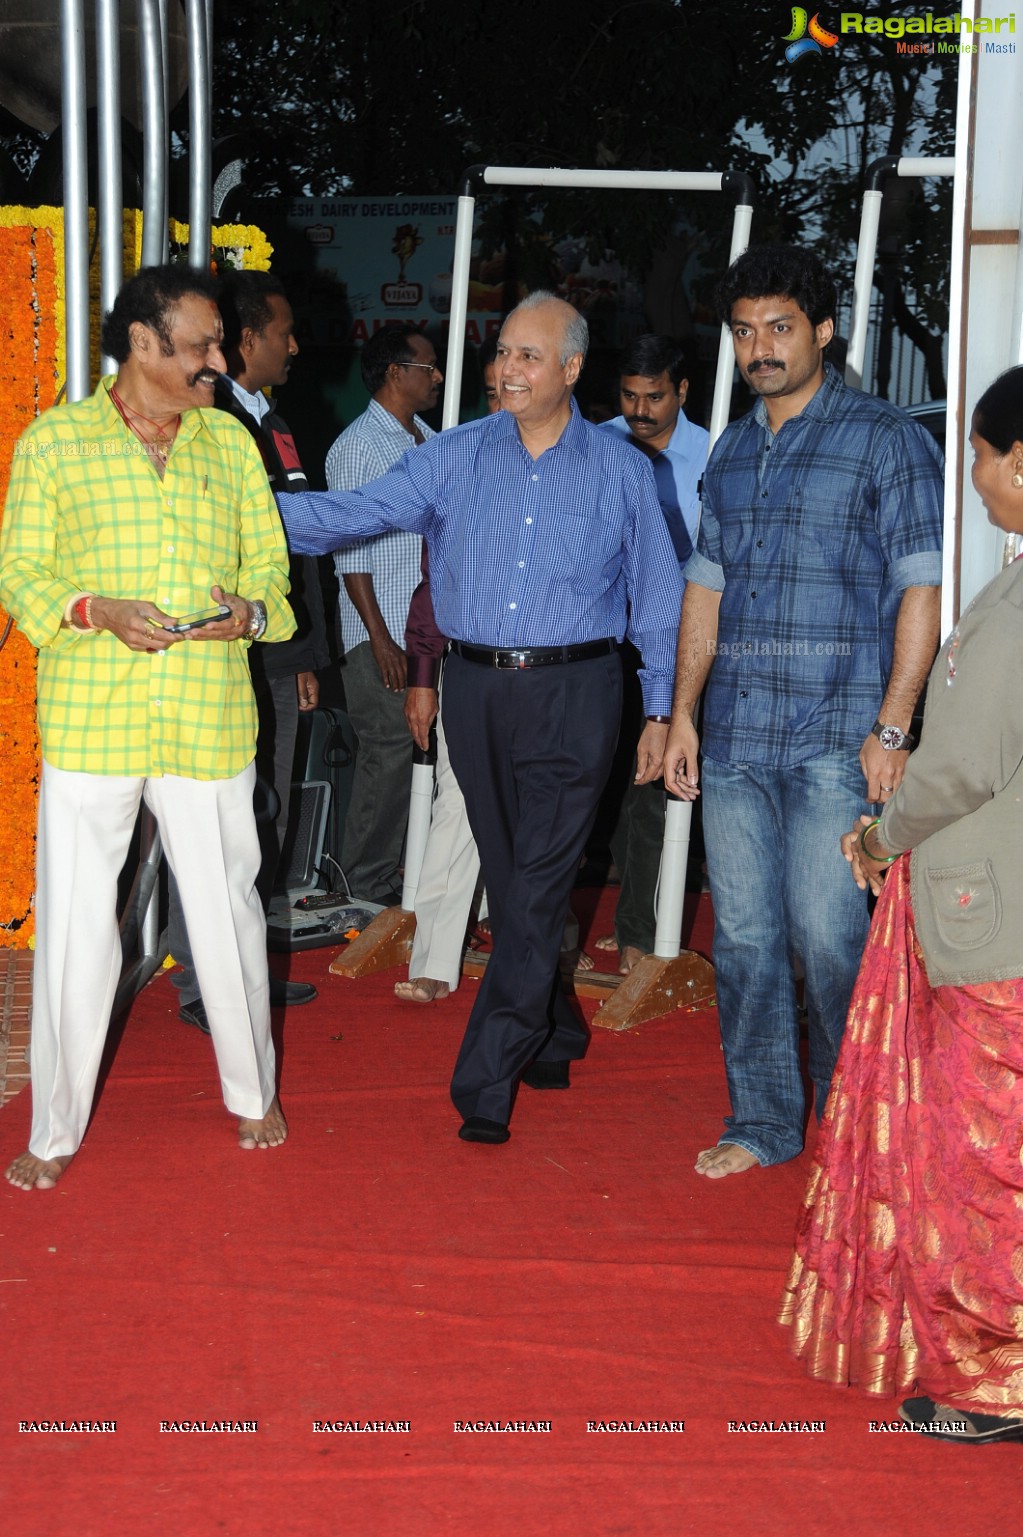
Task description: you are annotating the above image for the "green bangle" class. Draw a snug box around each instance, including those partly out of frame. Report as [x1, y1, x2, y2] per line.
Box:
[859, 818, 898, 864]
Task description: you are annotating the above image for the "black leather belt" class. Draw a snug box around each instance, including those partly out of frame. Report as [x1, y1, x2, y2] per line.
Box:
[450, 638, 618, 669]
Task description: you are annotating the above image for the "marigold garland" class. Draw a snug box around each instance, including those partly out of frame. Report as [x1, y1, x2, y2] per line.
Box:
[0, 207, 272, 946]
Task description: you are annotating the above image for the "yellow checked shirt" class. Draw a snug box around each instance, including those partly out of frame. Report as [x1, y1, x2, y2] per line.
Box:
[0, 377, 295, 779]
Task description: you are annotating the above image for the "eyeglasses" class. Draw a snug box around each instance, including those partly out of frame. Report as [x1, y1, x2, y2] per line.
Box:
[395, 361, 441, 375]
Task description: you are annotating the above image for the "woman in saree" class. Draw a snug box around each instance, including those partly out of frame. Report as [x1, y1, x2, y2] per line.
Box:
[779, 366, 1023, 1444]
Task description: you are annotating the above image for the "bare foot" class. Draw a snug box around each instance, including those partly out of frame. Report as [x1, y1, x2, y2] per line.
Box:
[5, 1151, 73, 1190]
[394, 977, 451, 1003]
[618, 944, 646, 976]
[576, 949, 595, 972]
[695, 1143, 761, 1179]
[594, 933, 618, 952]
[560, 947, 596, 973]
[238, 1097, 288, 1150]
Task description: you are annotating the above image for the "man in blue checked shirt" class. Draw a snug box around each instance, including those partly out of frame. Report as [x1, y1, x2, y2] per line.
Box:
[327, 324, 442, 905]
[664, 246, 944, 1180]
[281, 291, 683, 1144]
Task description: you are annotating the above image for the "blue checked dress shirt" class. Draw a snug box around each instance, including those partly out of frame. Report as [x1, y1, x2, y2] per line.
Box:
[685, 365, 944, 766]
[282, 399, 684, 714]
[326, 399, 433, 651]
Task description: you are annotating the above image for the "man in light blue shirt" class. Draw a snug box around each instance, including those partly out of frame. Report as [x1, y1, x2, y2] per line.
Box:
[282, 292, 683, 1145]
[599, 337, 709, 973]
[327, 324, 441, 903]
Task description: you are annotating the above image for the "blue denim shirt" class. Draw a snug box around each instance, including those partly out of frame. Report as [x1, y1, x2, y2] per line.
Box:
[685, 366, 943, 765]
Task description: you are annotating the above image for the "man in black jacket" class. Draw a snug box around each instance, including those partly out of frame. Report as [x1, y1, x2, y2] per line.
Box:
[171, 271, 331, 1024]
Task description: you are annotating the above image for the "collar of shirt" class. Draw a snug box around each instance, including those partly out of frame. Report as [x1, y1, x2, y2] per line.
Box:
[749, 362, 842, 440]
[365, 396, 433, 444]
[225, 375, 272, 423]
[101, 374, 212, 455]
[488, 395, 592, 461]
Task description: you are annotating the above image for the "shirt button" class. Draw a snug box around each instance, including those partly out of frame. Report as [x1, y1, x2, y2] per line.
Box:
[509, 602, 517, 610]
[153, 698, 161, 707]
[756, 540, 763, 548]
[751, 591, 757, 599]
[518, 561, 525, 569]
[166, 545, 174, 554]
[531, 474, 539, 482]
[525, 517, 533, 525]
[740, 691, 748, 698]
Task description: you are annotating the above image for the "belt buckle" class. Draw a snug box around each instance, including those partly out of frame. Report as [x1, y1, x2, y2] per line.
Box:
[505, 650, 529, 670]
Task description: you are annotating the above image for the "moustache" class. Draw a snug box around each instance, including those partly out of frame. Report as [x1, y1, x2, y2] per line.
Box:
[627, 416, 656, 427]
[189, 369, 220, 388]
[747, 359, 784, 375]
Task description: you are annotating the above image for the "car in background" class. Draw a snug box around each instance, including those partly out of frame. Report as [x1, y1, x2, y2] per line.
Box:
[906, 399, 947, 446]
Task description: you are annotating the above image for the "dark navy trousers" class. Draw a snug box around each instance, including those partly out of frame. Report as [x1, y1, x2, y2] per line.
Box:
[443, 649, 622, 1124]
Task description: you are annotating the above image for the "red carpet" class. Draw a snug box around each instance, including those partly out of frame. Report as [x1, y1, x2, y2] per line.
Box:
[1, 891, 1020, 1536]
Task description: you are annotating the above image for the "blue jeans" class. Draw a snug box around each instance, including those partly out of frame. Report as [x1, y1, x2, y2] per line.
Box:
[702, 754, 872, 1166]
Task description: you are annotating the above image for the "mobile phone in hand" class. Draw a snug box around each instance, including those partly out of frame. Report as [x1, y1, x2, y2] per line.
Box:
[163, 604, 233, 633]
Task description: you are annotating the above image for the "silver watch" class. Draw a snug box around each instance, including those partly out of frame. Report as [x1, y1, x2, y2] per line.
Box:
[246, 600, 268, 640]
[871, 719, 915, 751]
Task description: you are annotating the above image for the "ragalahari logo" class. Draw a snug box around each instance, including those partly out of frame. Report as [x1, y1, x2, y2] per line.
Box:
[783, 7, 839, 61]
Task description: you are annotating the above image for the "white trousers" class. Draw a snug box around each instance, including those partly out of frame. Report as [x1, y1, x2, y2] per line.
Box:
[408, 706, 480, 991]
[31, 760, 275, 1160]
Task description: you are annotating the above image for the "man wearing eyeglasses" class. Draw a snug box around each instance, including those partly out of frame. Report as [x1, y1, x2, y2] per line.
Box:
[326, 324, 443, 903]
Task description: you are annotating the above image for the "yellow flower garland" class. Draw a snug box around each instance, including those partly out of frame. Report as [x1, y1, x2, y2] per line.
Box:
[0, 207, 272, 945]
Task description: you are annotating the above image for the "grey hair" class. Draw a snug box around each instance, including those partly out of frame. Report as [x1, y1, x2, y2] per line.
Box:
[511, 289, 589, 366]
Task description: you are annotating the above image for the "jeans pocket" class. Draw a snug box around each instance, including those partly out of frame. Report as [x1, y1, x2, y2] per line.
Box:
[923, 859, 1002, 951]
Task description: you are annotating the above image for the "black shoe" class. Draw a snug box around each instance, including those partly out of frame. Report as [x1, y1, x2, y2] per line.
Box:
[899, 1396, 1023, 1443]
[269, 976, 318, 1007]
[458, 1117, 510, 1144]
[179, 998, 211, 1036]
[521, 1059, 571, 1090]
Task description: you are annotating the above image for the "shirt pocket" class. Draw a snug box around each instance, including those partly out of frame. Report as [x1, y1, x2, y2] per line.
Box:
[923, 859, 1002, 951]
[176, 486, 242, 579]
[553, 509, 614, 585]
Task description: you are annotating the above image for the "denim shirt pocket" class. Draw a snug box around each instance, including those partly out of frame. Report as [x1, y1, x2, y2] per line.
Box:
[923, 859, 1002, 950]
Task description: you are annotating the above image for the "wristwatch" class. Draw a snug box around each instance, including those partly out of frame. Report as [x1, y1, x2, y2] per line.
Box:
[245, 599, 268, 640]
[871, 719, 915, 751]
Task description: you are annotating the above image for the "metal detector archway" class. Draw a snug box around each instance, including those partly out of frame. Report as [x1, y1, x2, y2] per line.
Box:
[339, 163, 755, 1030]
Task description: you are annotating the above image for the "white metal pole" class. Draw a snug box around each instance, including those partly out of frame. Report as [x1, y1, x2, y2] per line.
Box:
[652, 193, 752, 960]
[442, 193, 477, 429]
[846, 189, 884, 391]
[410, 163, 758, 954]
[96, 0, 123, 374]
[185, 0, 211, 269]
[138, 0, 168, 266]
[61, 0, 90, 401]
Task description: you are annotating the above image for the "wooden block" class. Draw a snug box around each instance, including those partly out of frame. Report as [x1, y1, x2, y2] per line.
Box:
[329, 908, 415, 977]
[460, 948, 715, 1031]
[591, 950, 716, 1032]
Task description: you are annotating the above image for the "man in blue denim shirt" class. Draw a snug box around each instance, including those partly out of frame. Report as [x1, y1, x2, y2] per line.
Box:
[664, 246, 943, 1178]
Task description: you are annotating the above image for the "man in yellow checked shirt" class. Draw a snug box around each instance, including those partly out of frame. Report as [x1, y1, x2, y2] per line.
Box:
[0, 264, 294, 1190]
